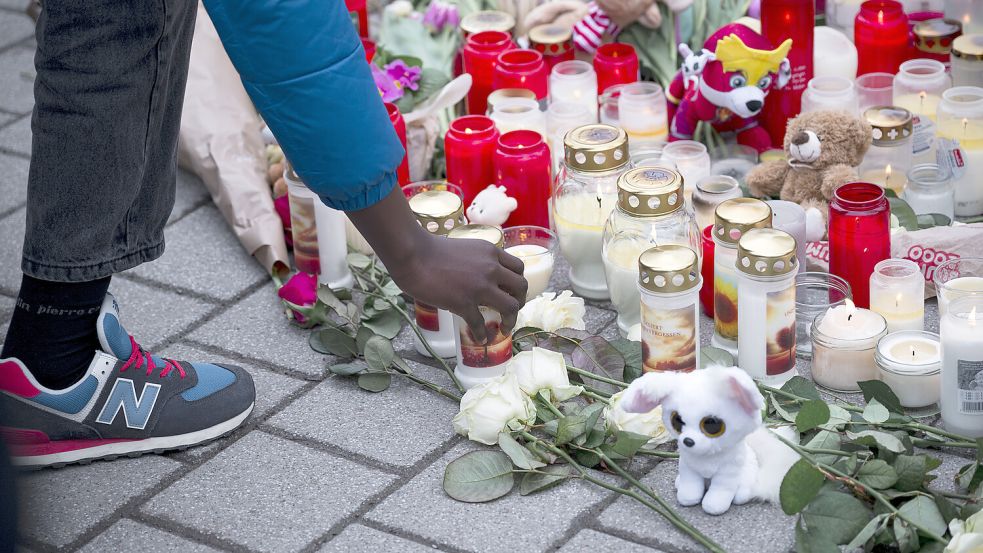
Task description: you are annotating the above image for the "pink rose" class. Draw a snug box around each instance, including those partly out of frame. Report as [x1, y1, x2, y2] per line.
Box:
[278, 271, 318, 324]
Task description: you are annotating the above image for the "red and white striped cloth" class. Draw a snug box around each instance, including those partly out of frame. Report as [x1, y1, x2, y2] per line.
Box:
[572, 2, 621, 54]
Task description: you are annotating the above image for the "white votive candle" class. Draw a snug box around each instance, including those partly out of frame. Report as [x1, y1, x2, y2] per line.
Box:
[506, 244, 554, 299]
[767, 200, 807, 274]
[811, 300, 889, 392]
[875, 331, 941, 408]
[869, 259, 926, 332]
[940, 296, 983, 437]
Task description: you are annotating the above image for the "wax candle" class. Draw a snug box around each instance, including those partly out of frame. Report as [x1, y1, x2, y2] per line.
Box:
[593, 43, 639, 94]
[902, 163, 955, 219]
[661, 140, 711, 207]
[493, 49, 548, 103]
[463, 31, 515, 115]
[944, 0, 982, 35]
[869, 259, 926, 332]
[829, 183, 891, 308]
[693, 175, 742, 232]
[761, 0, 815, 147]
[855, 1, 910, 75]
[638, 245, 702, 373]
[284, 162, 320, 275]
[857, 72, 896, 111]
[617, 82, 669, 151]
[549, 60, 599, 121]
[503, 225, 557, 300]
[951, 35, 983, 87]
[813, 26, 858, 82]
[736, 228, 800, 385]
[700, 225, 716, 317]
[894, 58, 951, 161]
[940, 295, 983, 437]
[934, 257, 983, 315]
[445, 115, 500, 208]
[546, 102, 595, 172]
[489, 97, 547, 138]
[528, 24, 575, 72]
[811, 300, 889, 391]
[385, 102, 411, 186]
[494, 130, 551, 228]
[935, 86, 983, 216]
[313, 200, 354, 290]
[487, 88, 537, 115]
[801, 76, 860, 115]
[767, 200, 807, 274]
[911, 18, 964, 64]
[875, 330, 941, 408]
[795, 272, 853, 359]
[858, 106, 914, 195]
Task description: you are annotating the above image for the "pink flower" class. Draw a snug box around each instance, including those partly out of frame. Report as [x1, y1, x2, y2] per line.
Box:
[274, 194, 293, 247]
[278, 272, 318, 323]
[371, 63, 404, 102]
[423, 0, 460, 33]
[384, 60, 422, 92]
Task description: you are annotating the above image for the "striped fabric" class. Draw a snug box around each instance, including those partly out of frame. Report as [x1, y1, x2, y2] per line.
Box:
[572, 2, 620, 54]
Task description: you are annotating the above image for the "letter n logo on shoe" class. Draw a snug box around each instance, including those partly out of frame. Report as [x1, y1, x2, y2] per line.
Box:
[95, 379, 161, 430]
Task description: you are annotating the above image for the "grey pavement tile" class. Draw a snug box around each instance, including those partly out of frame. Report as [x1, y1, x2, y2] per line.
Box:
[188, 283, 336, 379]
[0, 207, 25, 295]
[584, 304, 615, 335]
[267, 360, 459, 468]
[0, 12, 33, 49]
[0, 112, 29, 156]
[129, 205, 267, 300]
[0, 153, 27, 213]
[0, 46, 35, 114]
[79, 519, 221, 553]
[319, 524, 440, 553]
[0, 111, 14, 128]
[0, 294, 14, 323]
[142, 431, 397, 553]
[108, 278, 215, 350]
[169, 169, 209, 224]
[559, 529, 664, 552]
[597, 460, 795, 553]
[366, 442, 614, 552]
[19, 455, 181, 548]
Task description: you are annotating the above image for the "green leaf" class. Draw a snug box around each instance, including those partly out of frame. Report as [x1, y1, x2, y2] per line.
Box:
[355, 326, 376, 355]
[555, 415, 588, 446]
[780, 459, 827, 515]
[611, 431, 652, 458]
[932, 492, 962, 524]
[316, 286, 347, 315]
[956, 461, 983, 493]
[917, 213, 952, 229]
[822, 404, 852, 430]
[571, 337, 626, 395]
[391, 355, 412, 374]
[609, 337, 643, 384]
[443, 450, 515, 503]
[846, 430, 906, 453]
[862, 399, 891, 424]
[310, 327, 357, 358]
[519, 464, 576, 496]
[773, 396, 799, 423]
[380, 279, 402, 297]
[800, 491, 873, 544]
[329, 362, 365, 376]
[699, 346, 735, 369]
[796, 401, 831, 433]
[357, 371, 391, 392]
[794, 519, 841, 553]
[574, 449, 600, 468]
[858, 380, 904, 414]
[782, 376, 823, 401]
[856, 459, 899, 489]
[889, 197, 919, 232]
[363, 309, 403, 339]
[347, 252, 372, 270]
[894, 455, 929, 492]
[846, 514, 889, 549]
[582, 402, 606, 433]
[415, 67, 450, 105]
[497, 433, 545, 470]
[364, 335, 395, 371]
[892, 518, 919, 553]
[805, 430, 842, 465]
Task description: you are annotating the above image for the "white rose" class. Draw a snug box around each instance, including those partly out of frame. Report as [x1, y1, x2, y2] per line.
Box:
[516, 291, 586, 332]
[384, 0, 414, 17]
[945, 510, 983, 553]
[508, 347, 583, 402]
[452, 372, 537, 445]
[604, 390, 671, 446]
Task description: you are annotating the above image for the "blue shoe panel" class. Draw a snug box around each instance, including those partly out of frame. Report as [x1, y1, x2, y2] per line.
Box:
[101, 315, 132, 359]
[30, 375, 99, 415]
[181, 363, 236, 401]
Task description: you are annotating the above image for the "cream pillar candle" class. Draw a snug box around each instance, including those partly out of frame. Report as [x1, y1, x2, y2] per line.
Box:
[940, 296, 983, 437]
[314, 201, 354, 290]
[767, 200, 807, 275]
[869, 259, 926, 333]
[936, 86, 983, 217]
[810, 300, 889, 392]
[503, 225, 558, 300]
[875, 331, 941, 409]
[554, 193, 618, 299]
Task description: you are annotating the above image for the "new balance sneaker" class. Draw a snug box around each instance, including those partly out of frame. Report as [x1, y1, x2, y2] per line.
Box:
[0, 294, 255, 468]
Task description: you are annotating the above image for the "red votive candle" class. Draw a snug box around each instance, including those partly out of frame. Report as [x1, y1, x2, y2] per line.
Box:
[855, 1, 910, 75]
[494, 130, 551, 228]
[700, 225, 715, 318]
[493, 50, 549, 102]
[361, 38, 376, 64]
[345, 0, 369, 38]
[385, 103, 411, 186]
[529, 24, 575, 72]
[760, 0, 814, 147]
[593, 43, 639, 94]
[828, 182, 891, 308]
[445, 115, 500, 207]
[463, 31, 515, 115]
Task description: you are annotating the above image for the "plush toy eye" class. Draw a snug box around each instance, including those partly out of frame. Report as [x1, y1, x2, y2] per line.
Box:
[729, 74, 747, 88]
[757, 75, 773, 89]
[700, 416, 726, 437]
[670, 411, 685, 433]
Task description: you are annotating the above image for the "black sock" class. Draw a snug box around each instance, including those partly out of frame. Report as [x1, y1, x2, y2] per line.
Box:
[1, 274, 112, 389]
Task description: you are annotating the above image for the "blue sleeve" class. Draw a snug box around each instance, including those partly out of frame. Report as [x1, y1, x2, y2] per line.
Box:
[202, 0, 405, 211]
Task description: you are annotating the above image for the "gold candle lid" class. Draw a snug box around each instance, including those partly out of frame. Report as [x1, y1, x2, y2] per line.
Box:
[913, 18, 962, 55]
[460, 10, 515, 35]
[617, 166, 685, 217]
[736, 228, 798, 277]
[529, 24, 573, 55]
[408, 190, 464, 236]
[863, 106, 914, 144]
[563, 124, 630, 172]
[447, 223, 505, 248]
[953, 34, 983, 60]
[638, 245, 701, 294]
[487, 88, 537, 112]
[713, 198, 772, 246]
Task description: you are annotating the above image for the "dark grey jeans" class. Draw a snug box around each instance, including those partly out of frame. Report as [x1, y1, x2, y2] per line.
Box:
[23, 0, 197, 282]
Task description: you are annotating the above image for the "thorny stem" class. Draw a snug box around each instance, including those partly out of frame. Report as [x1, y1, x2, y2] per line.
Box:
[583, 389, 612, 403]
[565, 365, 629, 388]
[635, 449, 680, 459]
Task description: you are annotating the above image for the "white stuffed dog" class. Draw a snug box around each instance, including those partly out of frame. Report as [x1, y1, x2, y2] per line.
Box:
[619, 365, 798, 515]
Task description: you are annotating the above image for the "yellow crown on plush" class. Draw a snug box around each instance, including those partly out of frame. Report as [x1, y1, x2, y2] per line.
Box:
[714, 34, 792, 85]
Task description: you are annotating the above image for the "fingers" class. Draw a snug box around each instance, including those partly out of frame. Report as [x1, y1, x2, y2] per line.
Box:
[498, 248, 525, 276]
[480, 288, 522, 335]
[496, 265, 528, 305]
[460, 306, 488, 345]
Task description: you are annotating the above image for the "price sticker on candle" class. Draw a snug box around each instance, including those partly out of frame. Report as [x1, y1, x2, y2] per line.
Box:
[957, 359, 983, 414]
[936, 138, 967, 181]
[910, 115, 936, 156]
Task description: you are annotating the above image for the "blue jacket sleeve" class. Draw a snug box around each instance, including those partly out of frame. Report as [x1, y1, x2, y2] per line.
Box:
[202, 0, 405, 211]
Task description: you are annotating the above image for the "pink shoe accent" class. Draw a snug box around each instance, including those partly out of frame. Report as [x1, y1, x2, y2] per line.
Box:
[0, 426, 136, 457]
[0, 360, 41, 398]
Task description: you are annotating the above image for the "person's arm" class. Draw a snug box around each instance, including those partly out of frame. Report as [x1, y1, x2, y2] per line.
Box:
[201, 0, 527, 339]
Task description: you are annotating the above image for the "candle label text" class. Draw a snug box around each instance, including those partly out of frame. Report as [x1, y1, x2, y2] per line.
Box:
[957, 359, 983, 415]
[641, 303, 697, 373]
[765, 284, 796, 376]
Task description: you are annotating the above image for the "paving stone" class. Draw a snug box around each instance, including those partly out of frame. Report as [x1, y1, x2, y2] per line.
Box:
[597, 460, 795, 553]
[0, 294, 14, 323]
[79, 519, 221, 553]
[0, 152, 28, 215]
[108, 278, 215, 350]
[0, 207, 24, 295]
[19, 455, 181, 548]
[188, 283, 335, 379]
[366, 441, 614, 552]
[142, 431, 397, 553]
[129, 205, 266, 300]
[559, 529, 664, 553]
[318, 524, 439, 553]
[584, 304, 615, 334]
[168, 169, 210, 224]
[0, 47, 35, 114]
[0, 12, 33, 50]
[0, 113, 29, 156]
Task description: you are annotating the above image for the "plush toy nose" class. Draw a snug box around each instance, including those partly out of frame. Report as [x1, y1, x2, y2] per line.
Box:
[683, 437, 695, 447]
[791, 131, 811, 146]
[745, 100, 763, 112]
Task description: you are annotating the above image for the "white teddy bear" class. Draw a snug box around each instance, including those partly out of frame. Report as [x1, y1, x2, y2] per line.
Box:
[466, 185, 518, 227]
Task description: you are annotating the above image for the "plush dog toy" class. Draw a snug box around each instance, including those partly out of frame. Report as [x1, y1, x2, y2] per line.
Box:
[619, 365, 798, 515]
[667, 23, 792, 153]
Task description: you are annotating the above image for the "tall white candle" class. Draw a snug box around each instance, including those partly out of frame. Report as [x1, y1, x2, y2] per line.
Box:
[940, 296, 983, 437]
[938, 276, 983, 315]
[554, 192, 618, 299]
[936, 86, 983, 217]
[811, 300, 889, 392]
[767, 201, 807, 274]
[869, 259, 925, 333]
[314, 201, 354, 290]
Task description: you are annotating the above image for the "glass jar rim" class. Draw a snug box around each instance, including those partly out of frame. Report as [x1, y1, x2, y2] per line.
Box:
[811, 310, 887, 349]
[662, 140, 708, 160]
[872, 258, 922, 281]
[497, 49, 544, 69]
[905, 163, 951, 188]
[595, 43, 637, 61]
[696, 174, 740, 195]
[897, 58, 947, 79]
[468, 30, 512, 49]
[855, 72, 895, 91]
[794, 272, 852, 307]
[807, 76, 855, 96]
[940, 86, 983, 117]
[875, 330, 941, 374]
[449, 115, 498, 138]
[491, 97, 540, 115]
[498, 129, 545, 151]
[620, 81, 665, 101]
[833, 182, 886, 210]
[551, 60, 595, 79]
[858, 0, 904, 19]
[932, 257, 983, 291]
[502, 225, 558, 256]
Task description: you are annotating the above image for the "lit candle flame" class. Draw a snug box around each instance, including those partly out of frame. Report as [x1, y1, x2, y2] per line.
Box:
[845, 298, 856, 321]
[878, 10, 884, 24]
[465, 128, 473, 135]
[896, 292, 902, 308]
[885, 164, 892, 187]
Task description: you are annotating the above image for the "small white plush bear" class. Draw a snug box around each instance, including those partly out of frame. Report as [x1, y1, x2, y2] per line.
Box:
[619, 365, 798, 515]
[677, 43, 715, 90]
[466, 185, 518, 227]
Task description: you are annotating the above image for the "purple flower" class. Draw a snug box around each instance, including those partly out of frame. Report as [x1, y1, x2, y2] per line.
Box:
[370, 63, 404, 102]
[384, 60, 422, 92]
[423, 0, 460, 33]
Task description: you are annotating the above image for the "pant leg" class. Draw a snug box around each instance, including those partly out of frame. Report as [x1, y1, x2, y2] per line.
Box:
[23, 0, 197, 282]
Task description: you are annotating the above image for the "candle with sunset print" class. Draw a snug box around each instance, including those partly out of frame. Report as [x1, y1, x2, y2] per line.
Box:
[638, 245, 702, 373]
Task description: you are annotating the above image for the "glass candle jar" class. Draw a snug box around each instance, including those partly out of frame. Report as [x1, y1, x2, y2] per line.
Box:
[407, 185, 466, 358]
[602, 167, 702, 335]
[493, 49, 548, 103]
[693, 175, 742, 231]
[487, 88, 537, 115]
[711, 198, 774, 356]
[445, 115, 500, 208]
[855, 0, 910, 75]
[857, 72, 896, 111]
[795, 272, 852, 359]
[593, 43, 639, 94]
[463, 31, 515, 115]
[736, 228, 800, 385]
[940, 295, 983, 437]
[549, 60, 599, 121]
[952, 35, 983, 87]
[934, 257, 983, 315]
[489, 97, 547, 138]
[813, 26, 858, 82]
[661, 140, 711, 207]
[709, 144, 759, 184]
[869, 258, 926, 332]
[829, 182, 892, 308]
[902, 163, 955, 219]
[448, 225, 513, 389]
[811, 302, 889, 391]
[631, 144, 666, 168]
[553, 124, 631, 299]
[911, 18, 963, 64]
[760, 0, 815, 148]
[284, 162, 321, 275]
[385, 102, 411, 185]
[802, 76, 860, 115]
[638, 245, 702, 373]
[617, 82, 669, 151]
[936, 86, 983, 216]
[767, 200, 807, 274]
[494, 130, 551, 228]
[546, 101, 595, 172]
[858, 106, 914, 194]
[503, 225, 558, 300]
[894, 58, 951, 160]
[876, 330, 942, 408]
[455, 10, 515, 79]
[944, 0, 982, 34]
[529, 24, 575, 72]
[599, 83, 627, 127]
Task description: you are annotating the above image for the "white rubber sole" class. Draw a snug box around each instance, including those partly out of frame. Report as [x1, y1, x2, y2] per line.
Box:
[13, 402, 254, 469]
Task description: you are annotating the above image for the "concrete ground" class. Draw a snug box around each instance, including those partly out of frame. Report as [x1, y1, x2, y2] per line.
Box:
[0, 7, 974, 553]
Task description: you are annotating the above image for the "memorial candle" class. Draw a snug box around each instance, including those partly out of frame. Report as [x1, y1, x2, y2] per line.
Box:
[875, 331, 941, 408]
[894, 58, 951, 161]
[503, 225, 557, 299]
[951, 35, 983, 87]
[593, 43, 639, 94]
[944, 0, 982, 35]
[761, 0, 815, 147]
[463, 31, 514, 115]
[934, 257, 983, 315]
[617, 82, 669, 151]
[869, 259, 926, 332]
[855, 1, 910, 75]
[911, 18, 964, 64]
[810, 300, 888, 391]
[284, 162, 320, 275]
[528, 24, 575, 72]
[940, 295, 983, 437]
[828, 182, 891, 308]
[385, 102, 411, 185]
[638, 245, 702, 373]
[445, 115, 500, 208]
[493, 49, 548, 103]
[767, 200, 807, 274]
[549, 61, 599, 121]
[935, 86, 983, 217]
[494, 130, 551, 228]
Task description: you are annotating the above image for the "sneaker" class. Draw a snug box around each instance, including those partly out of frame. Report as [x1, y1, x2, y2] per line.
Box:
[0, 294, 255, 468]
